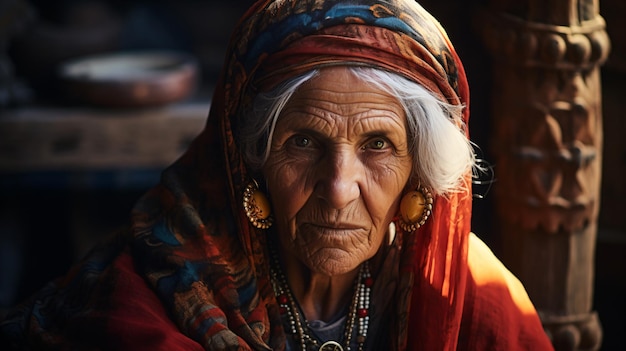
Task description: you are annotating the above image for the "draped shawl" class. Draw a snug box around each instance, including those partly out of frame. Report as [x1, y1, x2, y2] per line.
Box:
[1, 1, 553, 350]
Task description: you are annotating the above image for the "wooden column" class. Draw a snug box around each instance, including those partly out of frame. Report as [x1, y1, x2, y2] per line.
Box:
[480, 1, 610, 350]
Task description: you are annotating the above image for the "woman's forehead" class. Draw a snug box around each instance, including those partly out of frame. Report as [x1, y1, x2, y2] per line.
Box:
[280, 67, 405, 122]
[290, 68, 399, 105]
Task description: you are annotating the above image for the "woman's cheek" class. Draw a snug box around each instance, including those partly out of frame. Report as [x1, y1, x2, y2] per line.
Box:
[366, 157, 412, 190]
[264, 154, 312, 230]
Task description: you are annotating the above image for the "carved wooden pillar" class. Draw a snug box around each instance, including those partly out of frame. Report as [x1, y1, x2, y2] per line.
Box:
[480, 1, 610, 350]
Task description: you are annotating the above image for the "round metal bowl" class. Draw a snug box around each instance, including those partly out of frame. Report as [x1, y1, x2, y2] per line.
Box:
[59, 51, 198, 108]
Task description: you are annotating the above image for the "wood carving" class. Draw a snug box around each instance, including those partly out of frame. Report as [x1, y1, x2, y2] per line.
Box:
[480, 0, 610, 350]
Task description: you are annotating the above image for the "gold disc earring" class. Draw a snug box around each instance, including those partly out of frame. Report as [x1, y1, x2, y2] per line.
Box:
[243, 180, 273, 229]
[398, 186, 433, 232]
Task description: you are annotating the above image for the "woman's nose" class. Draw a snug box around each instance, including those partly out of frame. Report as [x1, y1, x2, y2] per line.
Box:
[316, 150, 361, 209]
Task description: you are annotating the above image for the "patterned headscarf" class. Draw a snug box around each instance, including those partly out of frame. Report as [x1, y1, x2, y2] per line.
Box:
[130, 0, 472, 349]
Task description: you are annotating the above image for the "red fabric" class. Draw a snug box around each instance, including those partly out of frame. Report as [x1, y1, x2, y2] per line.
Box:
[105, 253, 204, 351]
[406, 194, 471, 350]
[457, 234, 554, 350]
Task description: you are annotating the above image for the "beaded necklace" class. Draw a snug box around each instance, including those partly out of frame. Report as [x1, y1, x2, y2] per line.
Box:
[270, 255, 372, 351]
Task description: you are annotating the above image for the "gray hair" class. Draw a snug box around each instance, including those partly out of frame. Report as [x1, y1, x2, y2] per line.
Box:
[237, 67, 476, 195]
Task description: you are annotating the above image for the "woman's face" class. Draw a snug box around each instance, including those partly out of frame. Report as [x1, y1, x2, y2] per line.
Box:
[263, 67, 413, 276]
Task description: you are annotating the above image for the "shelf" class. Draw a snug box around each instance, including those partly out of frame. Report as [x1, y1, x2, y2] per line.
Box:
[0, 101, 209, 189]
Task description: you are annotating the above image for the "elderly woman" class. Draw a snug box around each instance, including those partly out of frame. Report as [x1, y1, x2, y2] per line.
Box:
[1, 0, 554, 350]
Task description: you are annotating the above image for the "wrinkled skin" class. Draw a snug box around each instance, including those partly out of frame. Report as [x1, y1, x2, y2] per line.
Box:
[263, 67, 413, 320]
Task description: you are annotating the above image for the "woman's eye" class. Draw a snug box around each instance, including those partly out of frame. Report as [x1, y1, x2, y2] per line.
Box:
[365, 139, 387, 150]
[293, 135, 311, 147]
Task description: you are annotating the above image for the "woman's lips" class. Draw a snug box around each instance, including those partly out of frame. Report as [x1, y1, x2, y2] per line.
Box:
[301, 222, 365, 235]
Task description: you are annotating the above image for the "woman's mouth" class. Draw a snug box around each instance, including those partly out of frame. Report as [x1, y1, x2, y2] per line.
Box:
[301, 222, 366, 236]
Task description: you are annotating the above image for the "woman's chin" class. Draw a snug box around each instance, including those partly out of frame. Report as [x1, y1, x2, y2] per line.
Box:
[301, 248, 365, 276]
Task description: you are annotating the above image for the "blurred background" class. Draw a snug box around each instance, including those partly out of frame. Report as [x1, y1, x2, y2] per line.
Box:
[0, 0, 624, 349]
